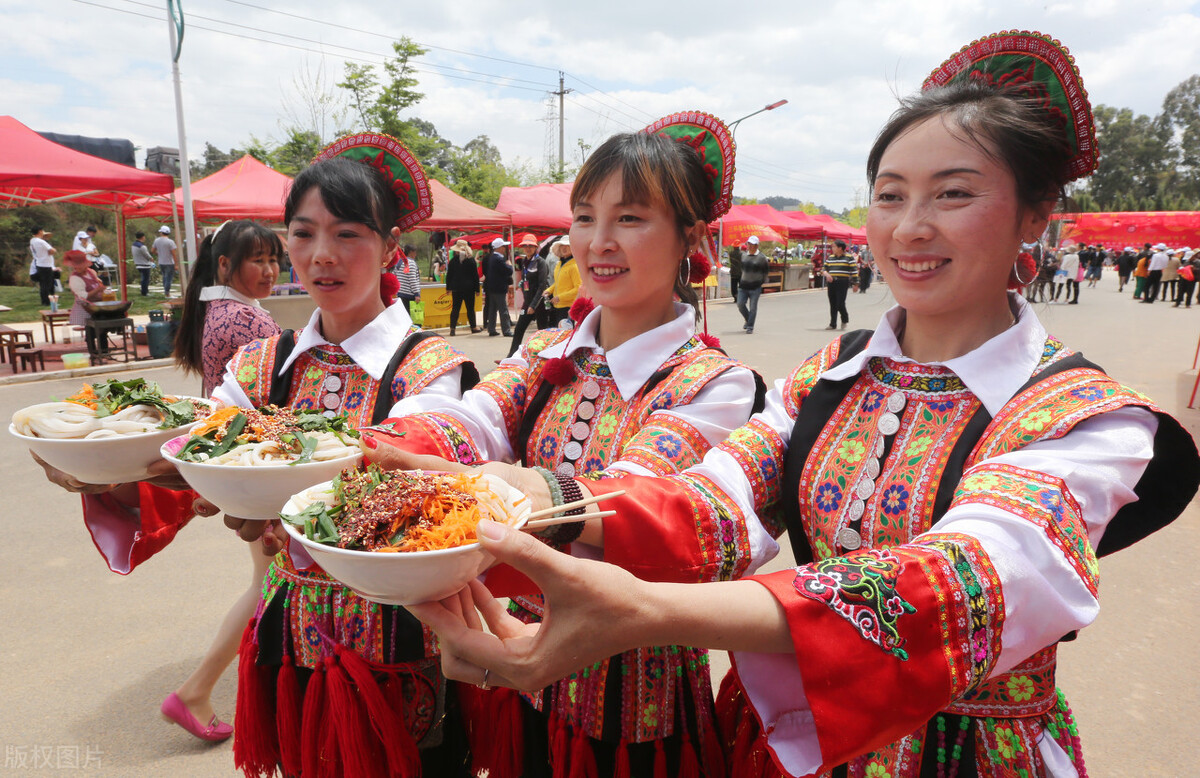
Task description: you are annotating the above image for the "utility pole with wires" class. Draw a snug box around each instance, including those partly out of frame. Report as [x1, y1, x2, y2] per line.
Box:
[552, 72, 572, 181]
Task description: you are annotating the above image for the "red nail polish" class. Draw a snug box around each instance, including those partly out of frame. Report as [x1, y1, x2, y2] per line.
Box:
[363, 435, 378, 449]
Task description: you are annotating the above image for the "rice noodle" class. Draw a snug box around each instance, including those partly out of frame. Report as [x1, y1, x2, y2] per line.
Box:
[13, 401, 170, 439]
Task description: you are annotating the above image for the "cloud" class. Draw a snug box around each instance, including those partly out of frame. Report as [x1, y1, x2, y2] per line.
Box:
[3, 0, 1198, 210]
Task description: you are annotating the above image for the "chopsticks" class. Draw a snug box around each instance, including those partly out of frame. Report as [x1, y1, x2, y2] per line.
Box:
[524, 510, 615, 530]
[523, 489, 626, 522]
[521, 488, 626, 530]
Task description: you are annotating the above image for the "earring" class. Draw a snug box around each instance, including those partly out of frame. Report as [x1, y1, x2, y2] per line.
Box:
[679, 254, 691, 283]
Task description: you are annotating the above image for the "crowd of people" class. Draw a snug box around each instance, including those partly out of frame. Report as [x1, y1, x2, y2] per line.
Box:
[26, 28, 1200, 778]
[1019, 240, 1200, 308]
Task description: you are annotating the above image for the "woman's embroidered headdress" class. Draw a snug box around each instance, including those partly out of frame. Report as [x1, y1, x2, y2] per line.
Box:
[312, 133, 434, 306]
[923, 30, 1098, 181]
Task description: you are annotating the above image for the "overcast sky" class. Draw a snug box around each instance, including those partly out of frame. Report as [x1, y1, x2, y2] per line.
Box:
[4, 0, 1199, 211]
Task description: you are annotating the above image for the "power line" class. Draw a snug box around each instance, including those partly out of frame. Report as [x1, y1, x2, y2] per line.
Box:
[217, 0, 563, 74]
[79, 0, 554, 94]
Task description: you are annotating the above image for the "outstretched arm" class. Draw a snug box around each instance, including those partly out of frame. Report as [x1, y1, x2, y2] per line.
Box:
[407, 518, 791, 692]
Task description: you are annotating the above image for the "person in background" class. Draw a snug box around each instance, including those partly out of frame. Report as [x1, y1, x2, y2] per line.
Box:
[857, 247, 874, 292]
[821, 238, 855, 329]
[404, 31, 1200, 778]
[154, 225, 180, 297]
[1160, 247, 1182, 302]
[62, 249, 108, 357]
[1132, 242, 1151, 299]
[1175, 249, 1200, 307]
[393, 243, 423, 315]
[482, 237, 514, 337]
[445, 238, 481, 335]
[543, 236, 580, 326]
[508, 232, 550, 356]
[164, 219, 283, 742]
[29, 226, 57, 305]
[1142, 242, 1169, 303]
[1116, 246, 1136, 293]
[1055, 243, 1081, 304]
[737, 234, 768, 333]
[131, 231, 156, 296]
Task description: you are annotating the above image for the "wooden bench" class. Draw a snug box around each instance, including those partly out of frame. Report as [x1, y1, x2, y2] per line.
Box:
[0, 328, 35, 365]
[12, 347, 45, 373]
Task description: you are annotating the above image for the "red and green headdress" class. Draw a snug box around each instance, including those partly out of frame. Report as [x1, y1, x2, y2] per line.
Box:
[313, 133, 434, 231]
[923, 30, 1098, 182]
[312, 133, 433, 307]
[642, 111, 736, 222]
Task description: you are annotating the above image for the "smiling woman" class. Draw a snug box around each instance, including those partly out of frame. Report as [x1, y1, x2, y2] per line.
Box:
[396, 32, 1200, 778]
[362, 112, 765, 777]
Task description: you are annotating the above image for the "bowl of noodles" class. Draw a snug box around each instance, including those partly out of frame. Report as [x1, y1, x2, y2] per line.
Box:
[10, 378, 215, 484]
[161, 405, 364, 519]
[279, 467, 531, 605]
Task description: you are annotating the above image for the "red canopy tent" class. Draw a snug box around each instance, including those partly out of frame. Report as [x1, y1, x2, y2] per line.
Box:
[807, 213, 866, 244]
[123, 154, 292, 223]
[422, 180, 512, 230]
[1052, 211, 1200, 248]
[495, 182, 573, 231]
[0, 115, 175, 300]
[778, 210, 828, 240]
[717, 204, 789, 245]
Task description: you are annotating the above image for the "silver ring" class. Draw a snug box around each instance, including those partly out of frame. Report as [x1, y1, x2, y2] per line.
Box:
[478, 668, 491, 690]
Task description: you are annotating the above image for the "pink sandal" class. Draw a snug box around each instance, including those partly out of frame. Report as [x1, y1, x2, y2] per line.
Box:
[160, 692, 233, 742]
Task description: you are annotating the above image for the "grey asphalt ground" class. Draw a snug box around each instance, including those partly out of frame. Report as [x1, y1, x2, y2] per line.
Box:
[2, 278, 1196, 776]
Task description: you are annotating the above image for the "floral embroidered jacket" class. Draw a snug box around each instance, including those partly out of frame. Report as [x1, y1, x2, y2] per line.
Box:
[577, 296, 1198, 777]
[374, 303, 763, 750]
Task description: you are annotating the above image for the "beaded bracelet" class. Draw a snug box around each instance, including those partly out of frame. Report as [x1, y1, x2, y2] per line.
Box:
[529, 466, 585, 545]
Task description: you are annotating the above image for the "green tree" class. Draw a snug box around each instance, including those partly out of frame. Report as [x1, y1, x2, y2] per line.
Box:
[337, 38, 428, 139]
[1086, 105, 1172, 210]
[1160, 75, 1200, 202]
[448, 136, 522, 206]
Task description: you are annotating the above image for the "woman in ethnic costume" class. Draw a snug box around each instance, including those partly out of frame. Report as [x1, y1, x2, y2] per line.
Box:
[160, 220, 283, 742]
[402, 32, 1200, 778]
[366, 115, 766, 777]
[39, 134, 479, 776]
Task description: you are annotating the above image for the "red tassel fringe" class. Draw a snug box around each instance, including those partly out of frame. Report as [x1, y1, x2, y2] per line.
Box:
[549, 712, 571, 778]
[679, 732, 702, 778]
[325, 654, 376, 778]
[614, 738, 632, 778]
[654, 739, 668, 778]
[336, 645, 419, 777]
[232, 619, 278, 778]
[300, 662, 326, 778]
[567, 727, 599, 778]
[276, 655, 303, 777]
[460, 685, 524, 778]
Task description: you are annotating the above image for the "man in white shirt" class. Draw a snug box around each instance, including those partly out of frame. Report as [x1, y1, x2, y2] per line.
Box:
[29, 226, 57, 305]
[1142, 242, 1170, 304]
[153, 225, 179, 296]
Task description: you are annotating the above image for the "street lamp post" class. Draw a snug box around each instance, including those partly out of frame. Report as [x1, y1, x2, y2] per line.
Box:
[719, 99, 788, 270]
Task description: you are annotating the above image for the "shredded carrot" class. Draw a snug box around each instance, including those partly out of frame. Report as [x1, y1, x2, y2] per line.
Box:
[382, 474, 502, 553]
[191, 406, 242, 438]
[65, 384, 98, 410]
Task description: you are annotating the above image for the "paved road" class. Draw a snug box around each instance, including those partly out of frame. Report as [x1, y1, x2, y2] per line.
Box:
[2, 281, 1196, 775]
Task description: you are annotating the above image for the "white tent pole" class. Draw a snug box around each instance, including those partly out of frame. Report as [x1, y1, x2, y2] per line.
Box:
[166, 0, 196, 288]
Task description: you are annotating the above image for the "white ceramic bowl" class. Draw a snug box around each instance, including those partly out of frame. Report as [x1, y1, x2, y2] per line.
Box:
[10, 398, 214, 484]
[161, 434, 363, 519]
[280, 472, 531, 605]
